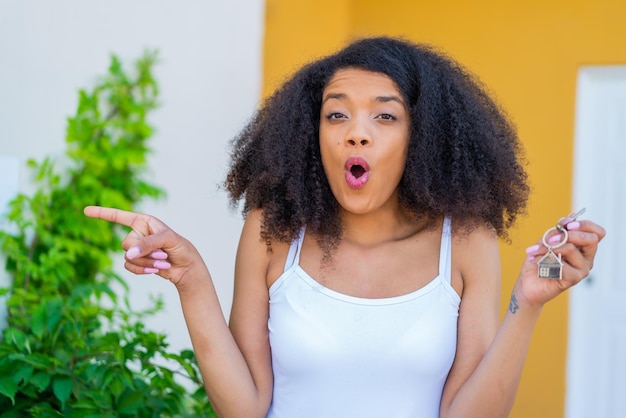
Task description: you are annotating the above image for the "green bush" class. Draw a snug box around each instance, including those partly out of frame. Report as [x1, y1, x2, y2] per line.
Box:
[0, 52, 215, 417]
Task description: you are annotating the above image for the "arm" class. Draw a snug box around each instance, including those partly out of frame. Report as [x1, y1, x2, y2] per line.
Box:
[83, 206, 273, 417]
[440, 219, 605, 418]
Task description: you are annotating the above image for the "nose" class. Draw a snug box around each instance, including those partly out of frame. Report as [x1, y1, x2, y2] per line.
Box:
[346, 137, 370, 147]
[345, 117, 371, 147]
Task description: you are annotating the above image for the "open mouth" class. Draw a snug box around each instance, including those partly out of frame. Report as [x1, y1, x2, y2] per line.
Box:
[350, 164, 366, 179]
[345, 157, 370, 189]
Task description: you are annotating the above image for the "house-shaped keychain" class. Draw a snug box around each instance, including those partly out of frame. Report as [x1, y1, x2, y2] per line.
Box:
[537, 249, 563, 280]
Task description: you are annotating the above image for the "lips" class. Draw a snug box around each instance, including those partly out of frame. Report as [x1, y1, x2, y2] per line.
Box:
[345, 156, 370, 189]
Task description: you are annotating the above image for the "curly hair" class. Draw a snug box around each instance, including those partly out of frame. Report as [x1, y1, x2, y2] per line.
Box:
[225, 36, 529, 249]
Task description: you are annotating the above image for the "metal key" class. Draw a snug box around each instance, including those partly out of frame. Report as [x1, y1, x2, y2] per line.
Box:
[557, 208, 586, 231]
[538, 208, 586, 279]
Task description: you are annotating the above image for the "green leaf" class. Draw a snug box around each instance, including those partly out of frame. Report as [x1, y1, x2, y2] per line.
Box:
[31, 304, 46, 338]
[3, 328, 30, 353]
[117, 390, 144, 414]
[14, 353, 53, 370]
[29, 372, 51, 392]
[0, 377, 17, 404]
[108, 375, 124, 398]
[26, 401, 64, 417]
[46, 297, 64, 333]
[52, 376, 73, 407]
[12, 363, 33, 385]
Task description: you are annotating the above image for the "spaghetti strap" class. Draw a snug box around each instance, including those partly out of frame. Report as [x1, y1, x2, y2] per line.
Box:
[283, 226, 306, 272]
[438, 217, 452, 284]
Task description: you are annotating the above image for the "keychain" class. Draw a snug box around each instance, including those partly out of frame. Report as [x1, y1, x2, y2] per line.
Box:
[537, 208, 586, 279]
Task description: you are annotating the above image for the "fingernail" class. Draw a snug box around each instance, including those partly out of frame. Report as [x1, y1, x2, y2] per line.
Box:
[525, 244, 541, 254]
[154, 260, 171, 269]
[548, 234, 563, 244]
[527, 255, 535, 262]
[567, 221, 581, 231]
[126, 247, 140, 260]
[151, 250, 169, 260]
[144, 267, 159, 274]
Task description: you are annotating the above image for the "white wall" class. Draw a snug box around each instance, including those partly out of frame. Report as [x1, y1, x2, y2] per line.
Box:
[0, 0, 264, 355]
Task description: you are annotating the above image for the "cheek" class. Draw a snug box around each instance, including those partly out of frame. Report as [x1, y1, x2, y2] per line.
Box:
[319, 140, 335, 178]
[380, 143, 409, 179]
[319, 132, 342, 164]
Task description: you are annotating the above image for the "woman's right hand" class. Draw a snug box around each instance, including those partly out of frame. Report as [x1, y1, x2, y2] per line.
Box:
[84, 205, 206, 288]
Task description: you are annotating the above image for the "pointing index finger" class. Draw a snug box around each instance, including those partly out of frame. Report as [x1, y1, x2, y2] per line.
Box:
[84, 206, 144, 229]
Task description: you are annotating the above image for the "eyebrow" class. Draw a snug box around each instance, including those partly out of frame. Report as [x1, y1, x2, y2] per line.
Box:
[376, 96, 405, 105]
[322, 92, 405, 105]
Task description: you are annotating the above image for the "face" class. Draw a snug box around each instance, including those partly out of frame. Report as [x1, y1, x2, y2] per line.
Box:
[319, 68, 410, 216]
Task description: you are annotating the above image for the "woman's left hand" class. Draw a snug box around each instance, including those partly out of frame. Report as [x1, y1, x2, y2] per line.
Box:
[514, 217, 606, 309]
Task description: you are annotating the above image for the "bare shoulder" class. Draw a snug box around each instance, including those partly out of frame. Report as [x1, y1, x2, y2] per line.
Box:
[451, 222, 501, 316]
[235, 210, 270, 275]
[450, 222, 500, 294]
[235, 209, 291, 289]
[452, 222, 499, 254]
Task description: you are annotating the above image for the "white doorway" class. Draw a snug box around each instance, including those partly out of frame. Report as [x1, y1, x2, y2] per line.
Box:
[567, 66, 626, 418]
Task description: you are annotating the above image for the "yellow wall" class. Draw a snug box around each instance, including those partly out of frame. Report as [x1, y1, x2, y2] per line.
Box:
[262, 1, 626, 416]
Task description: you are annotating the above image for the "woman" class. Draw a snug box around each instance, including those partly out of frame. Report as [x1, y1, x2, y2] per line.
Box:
[85, 36, 604, 417]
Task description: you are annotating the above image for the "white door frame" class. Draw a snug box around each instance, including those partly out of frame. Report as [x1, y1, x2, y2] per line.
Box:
[566, 65, 626, 418]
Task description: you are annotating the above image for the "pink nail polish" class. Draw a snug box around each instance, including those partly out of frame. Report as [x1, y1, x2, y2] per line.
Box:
[151, 251, 169, 260]
[567, 221, 581, 230]
[154, 260, 171, 269]
[126, 247, 140, 260]
[144, 267, 159, 274]
[548, 234, 563, 244]
[525, 244, 541, 254]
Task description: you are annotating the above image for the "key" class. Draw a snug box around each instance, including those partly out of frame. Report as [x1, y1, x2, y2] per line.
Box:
[537, 208, 586, 280]
[557, 208, 586, 231]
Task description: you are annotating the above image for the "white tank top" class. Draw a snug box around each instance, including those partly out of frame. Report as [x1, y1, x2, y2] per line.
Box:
[267, 218, 460, 418]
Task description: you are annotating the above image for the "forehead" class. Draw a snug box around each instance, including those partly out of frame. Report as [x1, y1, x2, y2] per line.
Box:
[323, 68, 401, 96]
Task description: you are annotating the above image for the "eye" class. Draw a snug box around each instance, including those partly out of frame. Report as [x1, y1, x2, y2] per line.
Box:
[376, 113, 396, 121]
[326, 112, 347, 120]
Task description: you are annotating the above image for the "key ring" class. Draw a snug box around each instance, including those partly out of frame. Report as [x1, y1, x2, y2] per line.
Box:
[541, 227, 568, 250]
[537, 208, 585, 280]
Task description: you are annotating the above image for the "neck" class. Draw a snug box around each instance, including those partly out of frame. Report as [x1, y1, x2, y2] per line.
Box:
[339, 207, 427, 247]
